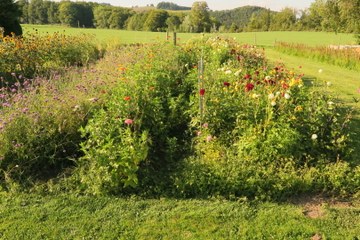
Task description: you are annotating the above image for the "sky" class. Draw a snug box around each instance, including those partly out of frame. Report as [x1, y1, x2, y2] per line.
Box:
[84, 0, 315, 11]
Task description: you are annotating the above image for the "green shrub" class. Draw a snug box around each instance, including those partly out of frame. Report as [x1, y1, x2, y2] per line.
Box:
[76, 43, 194, 195]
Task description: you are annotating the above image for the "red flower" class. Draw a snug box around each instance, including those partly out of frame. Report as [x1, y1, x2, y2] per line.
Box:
[223, 82, 230, 87]
[124, 96, 131, 101]
[199, 88, 205, 96]
[124, 119, 133, 125]
[245, 83, 254, 92]
[244, 74, 251, 80]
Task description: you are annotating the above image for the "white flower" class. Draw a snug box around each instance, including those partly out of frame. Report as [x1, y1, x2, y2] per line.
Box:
[276, 91, 281, 96]
[318, 69, 323, 74]
[234, 69, 242, 76]
[225, 70, 232, 75]
[311, 134, 318, 140]
[252, 93, 260, 98]
[265, 76, 271, 81]
[271, 101, 276, 106]
[268, 93, 275, 100]
[327, 101, 334, 105]
[284, 93, 291, 100]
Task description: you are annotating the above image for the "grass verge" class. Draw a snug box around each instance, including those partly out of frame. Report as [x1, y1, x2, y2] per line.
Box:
[0, 193, 359, 239]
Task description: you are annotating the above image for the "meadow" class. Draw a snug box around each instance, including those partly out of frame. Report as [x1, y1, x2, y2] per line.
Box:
[1, 25, 360, 239]
[23, 24, 356, 46]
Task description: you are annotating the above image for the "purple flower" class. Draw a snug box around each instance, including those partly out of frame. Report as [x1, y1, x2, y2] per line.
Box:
[2, 103, 11, 107]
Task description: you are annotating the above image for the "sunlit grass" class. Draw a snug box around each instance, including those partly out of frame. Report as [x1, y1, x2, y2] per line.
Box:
[22, 24, 356, 46]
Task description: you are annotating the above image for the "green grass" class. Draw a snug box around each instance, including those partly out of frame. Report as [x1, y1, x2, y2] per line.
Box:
[0, 193, 359, 239]
[229, 31, 356, 46]
[22, 24, 356, 46]
[22, 24, 198, 45]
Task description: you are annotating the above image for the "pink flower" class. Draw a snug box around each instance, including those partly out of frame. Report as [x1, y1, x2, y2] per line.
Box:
[357, 88, 360, 94]
[124, 119, 133, 125]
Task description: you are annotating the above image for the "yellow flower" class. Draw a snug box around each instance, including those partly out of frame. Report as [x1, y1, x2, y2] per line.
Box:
[295, 106, 303, 112]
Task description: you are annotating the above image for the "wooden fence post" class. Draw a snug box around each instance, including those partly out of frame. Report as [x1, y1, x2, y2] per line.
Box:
[173, 32, 177, 46]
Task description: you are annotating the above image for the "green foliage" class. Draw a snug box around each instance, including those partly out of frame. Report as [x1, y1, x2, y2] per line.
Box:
[93, 5, 133, 29]
[79, 114, 149, 194]
[189, 1, 211, 32]
[0, 0, 22, 36]
[76, 43, 194, 195]
[143, 10, 169, 32]
[0, 32, 100, 79]
[211, 6, 269, 31]
[58, 1, 93, 28]
[157, 2, 191, 11]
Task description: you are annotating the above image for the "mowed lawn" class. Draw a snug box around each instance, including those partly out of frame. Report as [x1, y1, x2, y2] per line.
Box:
[22, 24, 356, 46]
[1, 193, 360, 239]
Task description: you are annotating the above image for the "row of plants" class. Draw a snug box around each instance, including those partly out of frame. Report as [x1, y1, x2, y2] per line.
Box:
[1, 35, 359, 200]
[76, 36, 359, 199]
[274, 41, 360, 72]
[0, 32, 101, 82]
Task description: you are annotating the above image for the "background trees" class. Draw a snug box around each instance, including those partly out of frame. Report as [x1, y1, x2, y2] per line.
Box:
[189, 1, 211, 32]
[13, 0, 360, 35]
[0, 0, 22, 36]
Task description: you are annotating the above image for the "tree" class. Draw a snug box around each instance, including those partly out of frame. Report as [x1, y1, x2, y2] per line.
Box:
[47, 1, 60, 24]
[108, 8, 133, 29]
[270, 7, 296, 31]
[93, 5, 112, 28]
[246, 9, 271, 31]
[143, 10, 169, 32]
[17, 0, 29, 23]
[59, 1, 78, 27]
[338, 0, 360, 33]
[157, 2, 191, 11]
[189, 1, 211, 32]
[58, 1, 93, 28]
[0, 0, 22, 36]
[166, 15, 181, 31]
[28, 0, 48, 24]
[126, 12, 149, 31]
[306, 0, 326, 31]
[322, 0, 342, 33]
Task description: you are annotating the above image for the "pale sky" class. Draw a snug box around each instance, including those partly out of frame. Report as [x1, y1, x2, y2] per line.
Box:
[85, 0, 315, 11]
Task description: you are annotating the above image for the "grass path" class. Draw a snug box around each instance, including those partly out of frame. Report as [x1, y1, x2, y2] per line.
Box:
[265, 48, 360, 161]
[265, 48, 360, 104]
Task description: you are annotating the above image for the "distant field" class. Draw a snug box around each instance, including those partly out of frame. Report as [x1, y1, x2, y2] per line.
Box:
[22, 24, 356, 46]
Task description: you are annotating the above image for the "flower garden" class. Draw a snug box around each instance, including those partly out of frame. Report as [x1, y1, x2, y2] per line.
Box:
[0, 33, 359, 200]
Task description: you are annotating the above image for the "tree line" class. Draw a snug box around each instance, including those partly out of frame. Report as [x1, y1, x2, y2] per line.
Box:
[4, 0, 360, 35]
